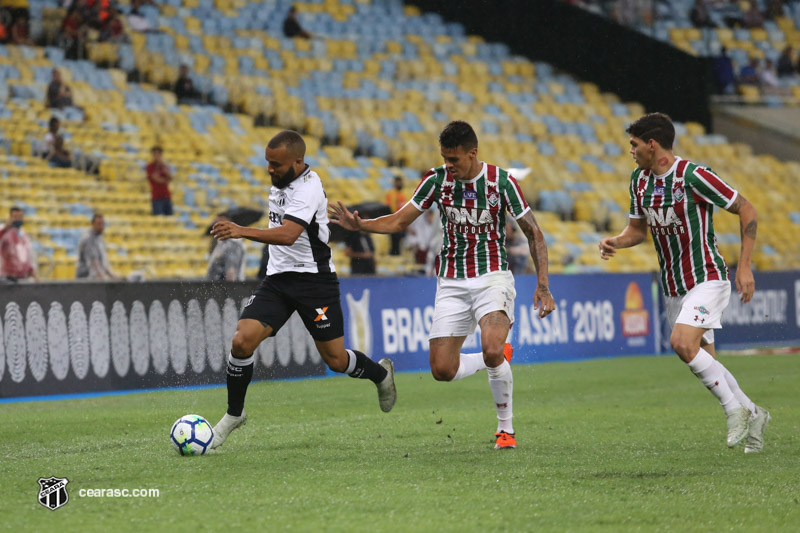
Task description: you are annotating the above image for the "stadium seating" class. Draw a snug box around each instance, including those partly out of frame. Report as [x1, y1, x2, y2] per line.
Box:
[1, 0, 798, 280]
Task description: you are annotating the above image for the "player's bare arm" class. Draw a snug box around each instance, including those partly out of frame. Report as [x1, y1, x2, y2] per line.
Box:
[599, 217, 648, 259]
[726, 194, 758, 303]
[516, 210, 555, 318]
[328, 201, 422, 234]
[211, 219, 304, 246]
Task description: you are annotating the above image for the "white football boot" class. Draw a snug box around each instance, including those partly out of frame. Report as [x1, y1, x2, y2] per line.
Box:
[376, 359, 397, 413]
[744, 406, 771, 454]
[725, 406, 750, 448]
[210, 411, 247, 449]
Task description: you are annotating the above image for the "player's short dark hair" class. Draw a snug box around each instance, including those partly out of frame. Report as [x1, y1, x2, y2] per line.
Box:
[626, 113, 675, 150]
[439, 120, 478, 151]
[268, 130, 306, 158]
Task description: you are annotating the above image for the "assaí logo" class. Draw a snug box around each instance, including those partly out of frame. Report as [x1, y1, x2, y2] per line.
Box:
[621, 282, 649, 340]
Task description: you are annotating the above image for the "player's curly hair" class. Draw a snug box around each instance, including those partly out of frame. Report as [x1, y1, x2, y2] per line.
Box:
[439, 120, 478, 151]
[626, 113, 675, 150]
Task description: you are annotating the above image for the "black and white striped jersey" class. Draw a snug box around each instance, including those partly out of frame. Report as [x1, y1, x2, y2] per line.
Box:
[266, 166, 335, 276]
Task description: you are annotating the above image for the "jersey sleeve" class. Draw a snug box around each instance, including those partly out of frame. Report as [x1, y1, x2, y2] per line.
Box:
[628, 170, 644, 219]
[410, 169, 438, 211]
[283, 177, 324, 227]
[687, 166, 739, 209]
[503, 173, 530, 219]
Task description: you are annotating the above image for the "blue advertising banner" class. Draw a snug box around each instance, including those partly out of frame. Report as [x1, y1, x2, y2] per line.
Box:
[339, 273, 659, 372]
[716, 270, 800, 350]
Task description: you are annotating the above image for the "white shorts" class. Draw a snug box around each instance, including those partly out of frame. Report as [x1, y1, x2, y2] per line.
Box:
[429, 270, 516, 339]
[665, 280, 731, 345]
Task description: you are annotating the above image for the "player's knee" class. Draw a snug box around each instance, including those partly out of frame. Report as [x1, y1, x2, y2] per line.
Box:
[482, 345, 504, 366]
[231, 332, 258, 358]
[430, 364, 456, 382]
[669, 334, 697, 359]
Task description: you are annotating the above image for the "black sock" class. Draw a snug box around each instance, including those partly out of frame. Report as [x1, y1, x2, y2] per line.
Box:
[226, 353, 253, 417]
[347, 350, 387, 384]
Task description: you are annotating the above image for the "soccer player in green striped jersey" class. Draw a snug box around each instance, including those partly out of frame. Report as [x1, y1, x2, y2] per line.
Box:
[330, 121, 556, 450]
[599, 113, 770, 452]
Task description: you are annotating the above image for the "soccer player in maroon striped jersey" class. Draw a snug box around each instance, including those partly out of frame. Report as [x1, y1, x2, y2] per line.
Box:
[330, 121, 556, 449]
[599, 113, 770, 452]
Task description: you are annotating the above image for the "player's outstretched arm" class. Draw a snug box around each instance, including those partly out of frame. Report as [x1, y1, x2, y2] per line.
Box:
[210, 219, 304, 246]
[328, 201, 422, 234]
[517, 210, 555, 318]
[726, 194, 757, 303]
[599, 217, 648, 260]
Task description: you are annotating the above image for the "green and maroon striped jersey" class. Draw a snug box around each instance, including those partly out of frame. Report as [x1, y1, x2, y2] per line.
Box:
[411, 162, 530, 279]
[629, 158, 737, 297]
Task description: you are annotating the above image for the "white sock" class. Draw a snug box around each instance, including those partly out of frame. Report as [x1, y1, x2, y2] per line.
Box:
[451, 352, 487, 381]
[345, 349, 357, 375]
[722, 367, 756, 414]
[229, 352, 254, 367]
[487, 360, 513, 434]
[687, 348, 740, 415]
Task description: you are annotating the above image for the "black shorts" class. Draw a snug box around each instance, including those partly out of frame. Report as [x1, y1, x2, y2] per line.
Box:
[240, 272, 344, 341]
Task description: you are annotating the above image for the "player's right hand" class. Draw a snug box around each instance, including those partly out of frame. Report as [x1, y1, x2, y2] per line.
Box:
[598, 238, 616, 260]
[328, 201, 362, 231]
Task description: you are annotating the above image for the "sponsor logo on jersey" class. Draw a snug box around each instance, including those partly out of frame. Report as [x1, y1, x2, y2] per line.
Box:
[654, 186, 665, 196]
[643, 206, 685, 235]
[443, 206, 495, 235]
[269, 212, 282, 225]
[463, 189, 477, 201]
[694, 305, 710, 315]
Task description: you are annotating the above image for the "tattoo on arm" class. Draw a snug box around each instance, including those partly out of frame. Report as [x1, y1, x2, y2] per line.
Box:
[741, 220, 757, 240]
[517, 211, 549, 277]
[727, 195, 744, 214]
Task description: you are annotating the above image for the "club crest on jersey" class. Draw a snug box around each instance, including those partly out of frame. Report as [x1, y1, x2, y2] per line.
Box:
[463, 189, 477, 201]
[488, 192, 499, 207]
[673, 182, 685, 202]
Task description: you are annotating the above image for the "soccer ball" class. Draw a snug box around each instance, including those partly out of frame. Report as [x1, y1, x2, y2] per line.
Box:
[170, 414, 214, 456]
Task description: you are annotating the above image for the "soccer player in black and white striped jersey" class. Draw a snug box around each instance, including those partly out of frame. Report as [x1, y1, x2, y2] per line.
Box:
[209, 130, 397, 449]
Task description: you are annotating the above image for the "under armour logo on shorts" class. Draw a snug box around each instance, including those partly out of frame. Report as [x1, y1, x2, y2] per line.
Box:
[314, 307, 329, 322]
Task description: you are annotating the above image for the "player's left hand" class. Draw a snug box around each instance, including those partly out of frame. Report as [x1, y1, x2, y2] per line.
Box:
[533, 285, 556, 318]
[735, 265, 755, 303]
[211, 221, 243, 241]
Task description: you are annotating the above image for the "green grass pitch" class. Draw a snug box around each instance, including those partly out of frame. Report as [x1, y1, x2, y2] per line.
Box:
[1, 354, 798, 532]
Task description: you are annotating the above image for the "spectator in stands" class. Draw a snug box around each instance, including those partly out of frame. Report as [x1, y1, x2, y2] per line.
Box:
[0, 207, 37, 282]
[76, 213, 118, 279]
[759, 59, 782, 93]
[690, 0, 716, 29]
[146, 146, 174, 216]
[206, 214, 246, 281]
[127, 0, 154, 33]
[0, 9, 10, 44]
[10, 15, 33, 45]
[47, 135, 73, 168]
[60, 5, 88, 60]
[47, 69, 74, 109]
[174, 64, 201, 104]
[99, 7, 126, 43]
[764, 0, 784, 20]
[712, 47, 737, 94]
[742, 1, 764, 29]
[39, 117, 61, 158]
[505, 221, 529, 274]
[739, 58, 760, 86]
[407, 205, 439, 270]
[344, 231, 376, 275]
[777, 46, 796, 77]
[385, 175, 406, 255]
[283, 5, 312, 39]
